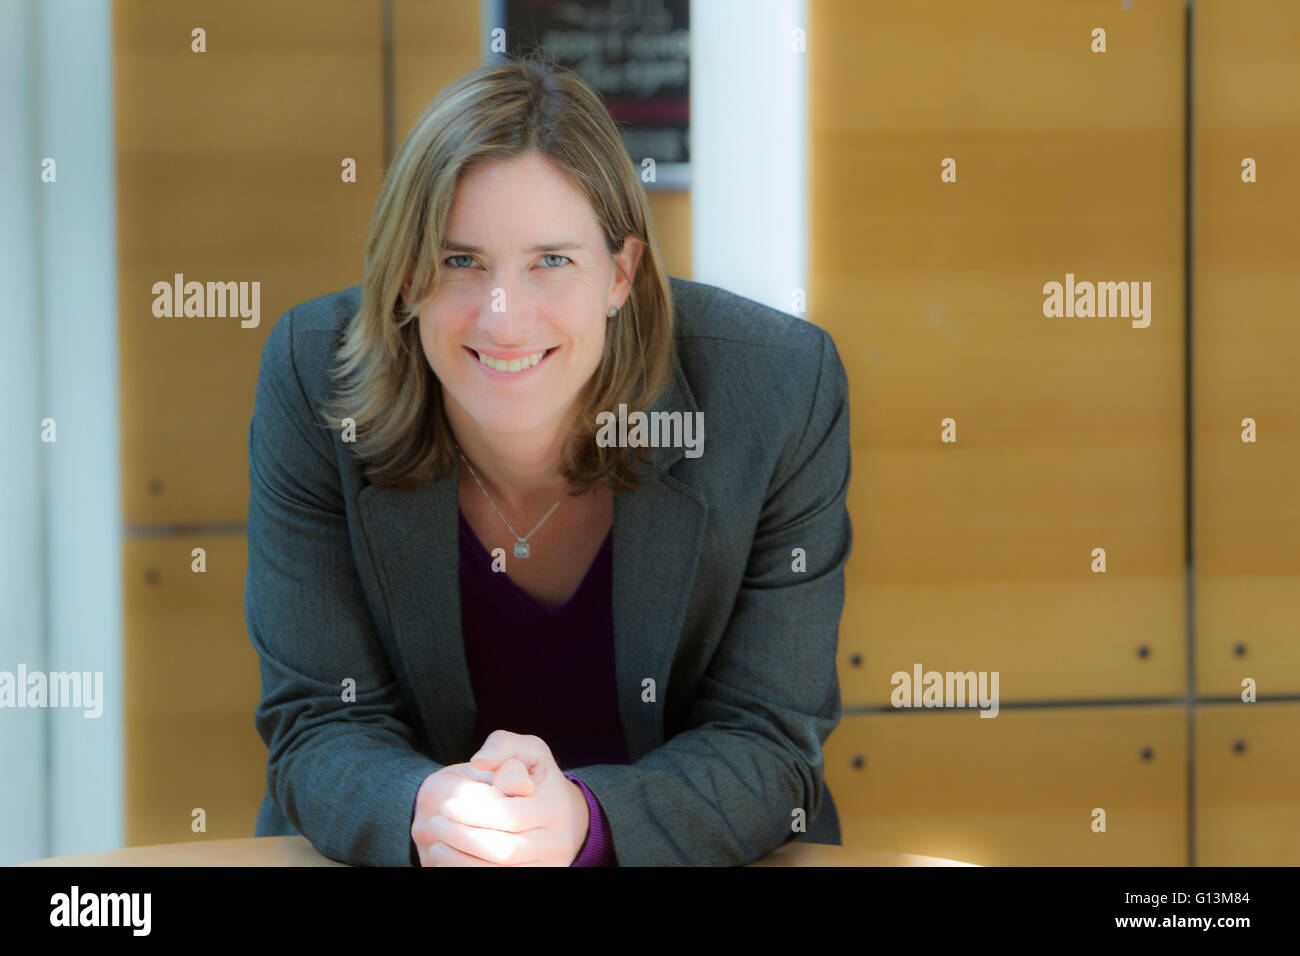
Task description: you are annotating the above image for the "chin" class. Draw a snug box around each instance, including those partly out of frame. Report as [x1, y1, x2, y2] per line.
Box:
[475, 416, 551, 436]
[460, 401, 558, 436]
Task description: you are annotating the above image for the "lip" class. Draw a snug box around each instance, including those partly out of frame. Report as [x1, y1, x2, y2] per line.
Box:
[464, 345, 557, 379]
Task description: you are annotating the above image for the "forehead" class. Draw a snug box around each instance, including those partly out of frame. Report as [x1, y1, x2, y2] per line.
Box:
[447, 152, 599, 238]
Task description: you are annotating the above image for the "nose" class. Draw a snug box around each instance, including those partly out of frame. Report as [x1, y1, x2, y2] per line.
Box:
[477, 278, 538, 343]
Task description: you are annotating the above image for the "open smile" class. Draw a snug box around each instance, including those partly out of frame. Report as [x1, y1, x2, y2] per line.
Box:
[464, 345, 558, 377]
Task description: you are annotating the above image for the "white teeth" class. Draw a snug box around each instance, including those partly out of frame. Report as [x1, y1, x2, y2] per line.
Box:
[476, 349, 546, 372]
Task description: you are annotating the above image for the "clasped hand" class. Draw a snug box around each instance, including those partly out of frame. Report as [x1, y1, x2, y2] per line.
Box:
[411, 730, 590, 866]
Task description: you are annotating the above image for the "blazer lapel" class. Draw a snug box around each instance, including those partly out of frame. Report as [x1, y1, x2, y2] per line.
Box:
[356, 353, 706, 766]
[357, 468, 474, 761]
[611, 356, 707, 758]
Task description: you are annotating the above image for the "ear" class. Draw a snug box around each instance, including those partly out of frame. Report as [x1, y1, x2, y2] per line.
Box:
[400, 279, 420, 316]
[613, 234, 645, 299]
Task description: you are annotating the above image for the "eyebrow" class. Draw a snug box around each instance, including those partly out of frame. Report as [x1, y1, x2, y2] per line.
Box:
[440, 239, 588, 253]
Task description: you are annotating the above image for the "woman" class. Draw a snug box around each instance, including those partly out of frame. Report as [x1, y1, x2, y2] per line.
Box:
[247, 55, 852, 866]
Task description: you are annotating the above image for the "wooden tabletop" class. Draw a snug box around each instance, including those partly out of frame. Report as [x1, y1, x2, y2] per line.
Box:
[18, 836, 973, 867]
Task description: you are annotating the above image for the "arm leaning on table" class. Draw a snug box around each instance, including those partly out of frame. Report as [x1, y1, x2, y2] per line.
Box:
[564, 323, 853, 866]
[247, 307, 439, 867]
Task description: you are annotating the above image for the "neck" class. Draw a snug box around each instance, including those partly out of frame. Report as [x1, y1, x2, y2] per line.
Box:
[444, 396, 573, 516]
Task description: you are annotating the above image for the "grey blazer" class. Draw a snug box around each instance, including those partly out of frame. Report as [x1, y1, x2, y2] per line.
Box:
[247, 275, 852, 866]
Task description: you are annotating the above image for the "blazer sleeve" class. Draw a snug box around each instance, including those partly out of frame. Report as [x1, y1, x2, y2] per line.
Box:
[565, 322, 852, 865]
[246, 307, 443, 867]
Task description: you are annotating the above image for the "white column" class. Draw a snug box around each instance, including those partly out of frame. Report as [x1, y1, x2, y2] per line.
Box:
[690, 0, 808, 317]
[0, 0, 123, 863]
[41, 0, 123, 860]
[0, 0, 49, 867]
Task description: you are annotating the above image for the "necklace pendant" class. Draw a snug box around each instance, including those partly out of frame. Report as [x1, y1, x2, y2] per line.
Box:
[514, 541, 530, 559]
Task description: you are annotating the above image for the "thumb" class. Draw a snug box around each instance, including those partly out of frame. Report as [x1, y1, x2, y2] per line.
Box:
[491, 757, 535, 796]
[472, 732, 552, 776]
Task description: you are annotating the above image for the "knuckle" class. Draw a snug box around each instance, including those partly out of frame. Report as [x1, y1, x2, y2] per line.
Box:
[410, 819, 434, 847]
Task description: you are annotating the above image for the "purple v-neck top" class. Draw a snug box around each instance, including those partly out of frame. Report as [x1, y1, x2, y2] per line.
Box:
[453, 508, 625, 865]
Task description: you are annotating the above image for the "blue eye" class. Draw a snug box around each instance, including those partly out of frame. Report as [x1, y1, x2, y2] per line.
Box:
[442, 253, 571, 270]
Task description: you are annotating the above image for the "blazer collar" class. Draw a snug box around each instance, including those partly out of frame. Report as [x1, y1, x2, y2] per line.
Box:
[356, 352, 706, 764]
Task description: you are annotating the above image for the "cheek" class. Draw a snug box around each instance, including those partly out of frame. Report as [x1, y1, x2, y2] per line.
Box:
[555, 314, 600, 352]
[575, 327, 608, 379]
[421, 312, 470, 355]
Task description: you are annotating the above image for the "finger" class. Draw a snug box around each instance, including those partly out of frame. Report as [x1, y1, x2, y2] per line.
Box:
[471, 730, 552, 775]
[433, 842, 545, 866]
[430, 814, 541, 866]
[492, 757, 535, 796]
[422, 773, 530, 830]
[428, 841, 505, 867]
[412, 817, 440, 867]
[452, 764, 498, 785]
[468, 729, 520, 771]
[416, 764, 494, 816]
[438, 783, 547, 833]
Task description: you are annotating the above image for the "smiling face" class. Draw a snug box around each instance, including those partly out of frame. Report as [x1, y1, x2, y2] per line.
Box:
[413, 150, 637, 445]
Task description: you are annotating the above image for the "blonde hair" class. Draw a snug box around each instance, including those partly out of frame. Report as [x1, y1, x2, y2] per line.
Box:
[320, 53, 675, 493]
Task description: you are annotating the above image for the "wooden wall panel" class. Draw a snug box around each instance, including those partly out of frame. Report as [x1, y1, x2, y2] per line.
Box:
[810, 0, 1187, 704]
[392, 0, 483, 140]
[1193, 0, 1300, 697]
[116, 0, 383, 525]
[1196, 702, 1300, 865]
[115, 0, 385, 844]
[825, 708, 1188, 866]
[812, 0, 1299, 865]
[124, 535, 262, 845]
[645, 189, 691, 282]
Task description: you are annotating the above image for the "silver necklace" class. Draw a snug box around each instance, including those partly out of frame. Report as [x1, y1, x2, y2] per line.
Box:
[455, 446, 566, 558]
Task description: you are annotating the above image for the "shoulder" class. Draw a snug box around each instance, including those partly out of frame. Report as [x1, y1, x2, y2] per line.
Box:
[258, 284, 361, 404]
[666, 276, 846, 425]
[668, 275, 823, 353]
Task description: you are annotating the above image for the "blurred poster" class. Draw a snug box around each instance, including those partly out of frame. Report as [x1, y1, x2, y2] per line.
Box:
[489, 0, 691, 189]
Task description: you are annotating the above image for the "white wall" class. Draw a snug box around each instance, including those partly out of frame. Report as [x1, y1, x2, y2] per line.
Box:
[0, 0, 121, 864]
[690, 0, 808, 317]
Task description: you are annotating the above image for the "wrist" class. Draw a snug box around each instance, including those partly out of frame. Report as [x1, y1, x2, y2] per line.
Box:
[567, 777, 591, 863]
